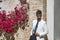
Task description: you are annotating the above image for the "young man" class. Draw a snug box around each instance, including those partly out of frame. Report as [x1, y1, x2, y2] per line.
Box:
[31, 10, 48, 40]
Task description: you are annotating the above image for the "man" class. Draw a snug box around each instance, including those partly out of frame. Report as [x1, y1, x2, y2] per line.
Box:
[31, 10, 48, 40]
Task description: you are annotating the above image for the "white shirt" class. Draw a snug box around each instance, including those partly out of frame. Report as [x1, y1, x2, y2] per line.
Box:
[31, 19, 48, 40]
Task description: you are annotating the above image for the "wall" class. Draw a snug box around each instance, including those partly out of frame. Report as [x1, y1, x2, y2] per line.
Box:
[47, 0, 54, 40]
[54, 0, 60, 40]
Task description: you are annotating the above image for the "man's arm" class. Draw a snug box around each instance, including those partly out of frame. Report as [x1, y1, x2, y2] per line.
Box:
[35, 22, 48, 37]
[39, 23, 48, 37]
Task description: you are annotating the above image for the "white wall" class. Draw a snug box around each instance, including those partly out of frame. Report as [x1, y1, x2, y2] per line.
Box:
[47, 0, 54, 40]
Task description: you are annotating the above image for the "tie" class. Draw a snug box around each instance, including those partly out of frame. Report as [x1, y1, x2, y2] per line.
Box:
[34, 20, 39, 33]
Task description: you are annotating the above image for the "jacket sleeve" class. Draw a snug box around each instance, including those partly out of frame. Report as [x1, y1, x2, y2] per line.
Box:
[39, 22, 48, 37]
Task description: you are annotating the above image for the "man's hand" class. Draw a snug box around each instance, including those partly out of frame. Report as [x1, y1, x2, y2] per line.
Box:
[35, 32, 40, 36]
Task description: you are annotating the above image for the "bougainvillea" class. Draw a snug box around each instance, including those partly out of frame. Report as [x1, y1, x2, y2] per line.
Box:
[0, 1, 29, 40]
[0, 6, 29, 34]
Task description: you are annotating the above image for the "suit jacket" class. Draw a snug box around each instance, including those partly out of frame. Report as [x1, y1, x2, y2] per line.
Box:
[31, 19, 48, 40]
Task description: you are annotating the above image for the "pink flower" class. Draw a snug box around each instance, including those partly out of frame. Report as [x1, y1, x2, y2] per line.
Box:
[1, 10, 6, 21]
[3, 19, 14, 33]
[0, 20, 3, 29]
[6, 19, 11, 25]
[2, 13, 6, 18]
[21, 2, 27, 4]
[0, 15, 2, 20]
[21, 18, 25, 22]
[0, 25, 3, 29]
[0, 20, 2, 24]
[2, 10, 6, 14]
[7, 18, 11, 21]
[6, 18, 14, 26]
[13, 17, 18, 24]
[7, 13, 13, 17]
[4, 28, 8, 32]
[14, 7, 20, 15]
[3, 21, 8, 28]
[2, 10, 6, 18]
[7, 27, 13, 33]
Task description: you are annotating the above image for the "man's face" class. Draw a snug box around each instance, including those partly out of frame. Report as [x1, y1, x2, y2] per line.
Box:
[36, 13, 42, 19]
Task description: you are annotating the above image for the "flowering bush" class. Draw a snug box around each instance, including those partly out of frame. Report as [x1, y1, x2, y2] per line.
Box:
[14, 6, 29, 29]
[0, 7, 29, 33]
[0, 1, 29, 40]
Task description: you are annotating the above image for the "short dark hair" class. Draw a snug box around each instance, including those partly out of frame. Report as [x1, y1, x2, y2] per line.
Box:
[19, 0, 26, 2]
[36, 10, 42, 15]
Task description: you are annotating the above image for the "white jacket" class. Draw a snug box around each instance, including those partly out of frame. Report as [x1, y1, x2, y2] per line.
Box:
[31, 19, 48, 40]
